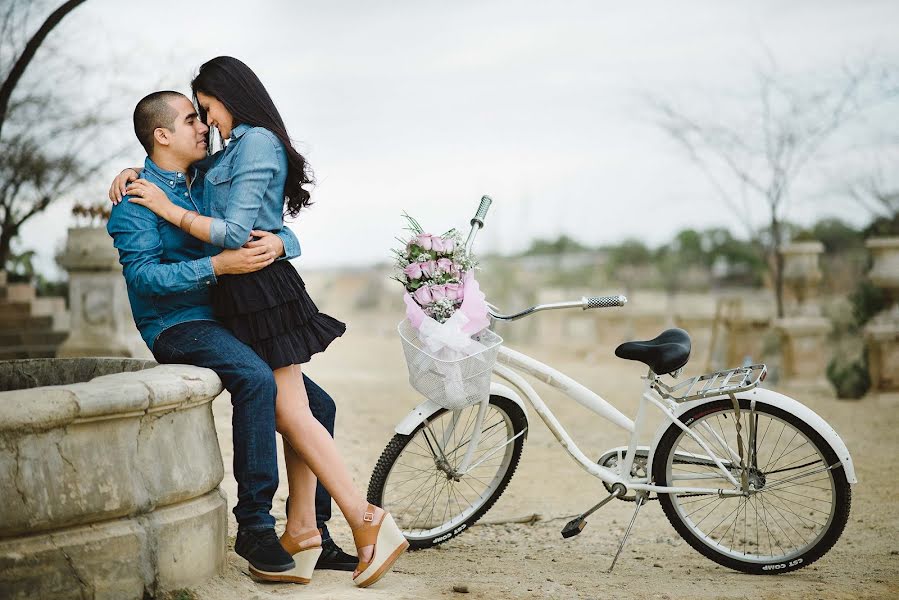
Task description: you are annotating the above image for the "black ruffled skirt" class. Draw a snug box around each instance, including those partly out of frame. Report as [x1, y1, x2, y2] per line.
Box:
[212, 260, 346, 370]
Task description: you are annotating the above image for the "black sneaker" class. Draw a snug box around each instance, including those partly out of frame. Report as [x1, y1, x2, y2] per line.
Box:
[235, 528, 295, 574]
[315, 537, 357, 571]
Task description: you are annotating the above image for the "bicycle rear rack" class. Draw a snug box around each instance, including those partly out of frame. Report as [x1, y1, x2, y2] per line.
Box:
[651, 364, 767, 402]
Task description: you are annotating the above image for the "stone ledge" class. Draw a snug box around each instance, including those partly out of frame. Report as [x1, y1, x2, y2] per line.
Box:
[0, 363, 223, 432]
[0, 399, 225, 538]
[0, 488, 227, 600]
[0, 361, 225, 538]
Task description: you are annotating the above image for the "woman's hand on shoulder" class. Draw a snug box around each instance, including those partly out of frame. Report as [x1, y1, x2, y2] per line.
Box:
[125, 179, 179, 221]
[109, 168, 142, 204]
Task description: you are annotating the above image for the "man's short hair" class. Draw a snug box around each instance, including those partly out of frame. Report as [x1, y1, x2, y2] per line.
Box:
[133, 91, 184, 154]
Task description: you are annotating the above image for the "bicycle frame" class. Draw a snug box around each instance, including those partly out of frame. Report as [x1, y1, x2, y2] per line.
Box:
[440, 344, 749, 497]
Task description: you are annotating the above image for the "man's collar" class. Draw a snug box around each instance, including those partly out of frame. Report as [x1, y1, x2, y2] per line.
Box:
[143, 157, 191, 189]
[229, 123, 252, 141]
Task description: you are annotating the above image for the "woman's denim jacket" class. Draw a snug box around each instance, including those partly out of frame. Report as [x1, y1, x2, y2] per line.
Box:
[202, 124, 290, 249]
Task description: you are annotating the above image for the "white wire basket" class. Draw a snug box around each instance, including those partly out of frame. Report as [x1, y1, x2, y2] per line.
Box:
[397, 319, 503, 410]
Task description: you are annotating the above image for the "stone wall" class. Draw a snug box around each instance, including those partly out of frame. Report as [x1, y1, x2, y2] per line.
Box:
[0, 358, 227, 599]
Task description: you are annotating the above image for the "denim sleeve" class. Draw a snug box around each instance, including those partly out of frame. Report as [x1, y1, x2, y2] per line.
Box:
[208, 130, 278, 249]
[275, 225, 301, 261]
[107, 198, 217, 296]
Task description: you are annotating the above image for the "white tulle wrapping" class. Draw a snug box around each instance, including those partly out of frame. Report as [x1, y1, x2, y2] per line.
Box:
[399, 272, 500, 409]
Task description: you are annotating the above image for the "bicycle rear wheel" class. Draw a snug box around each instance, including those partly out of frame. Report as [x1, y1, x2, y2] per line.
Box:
[367, 395, 527, 549]
[653, 398, 851, 574]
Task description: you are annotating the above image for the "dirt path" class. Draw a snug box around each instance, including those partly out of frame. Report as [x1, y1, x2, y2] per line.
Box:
[191, 317, 898, 600]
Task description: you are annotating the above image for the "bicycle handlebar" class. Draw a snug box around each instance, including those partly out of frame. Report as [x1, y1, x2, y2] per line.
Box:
[471, 195, 492, 227]
[464, 195, 492, 254]
[585, 295, 628, 309]
[488, 294, 627, 321]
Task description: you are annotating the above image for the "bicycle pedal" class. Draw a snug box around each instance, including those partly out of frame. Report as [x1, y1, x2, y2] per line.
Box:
[561, 517, 587, 538]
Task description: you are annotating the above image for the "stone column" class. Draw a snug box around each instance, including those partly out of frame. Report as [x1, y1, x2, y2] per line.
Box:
[864, 237, 899, 391]
[773, 242, 832, 393]
[56, 226, 149, 358]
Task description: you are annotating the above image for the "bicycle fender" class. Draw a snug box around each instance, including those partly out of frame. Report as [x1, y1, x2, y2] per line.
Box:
[394, 383, 529, 436]
[645, 387, 857, 484]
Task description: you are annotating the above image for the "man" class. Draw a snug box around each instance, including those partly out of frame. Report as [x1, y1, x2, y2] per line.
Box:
[107, 90, 355, 574]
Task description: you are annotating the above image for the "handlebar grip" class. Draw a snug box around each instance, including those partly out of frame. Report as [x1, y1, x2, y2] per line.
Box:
[583, 295, 627, 309]
[470, 195, 493, 228]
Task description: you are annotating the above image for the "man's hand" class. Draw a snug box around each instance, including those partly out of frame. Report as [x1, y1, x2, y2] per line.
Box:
[244, 230, 285, 258]
[109, 168, 142, 204]
[211, 246, 277, 275]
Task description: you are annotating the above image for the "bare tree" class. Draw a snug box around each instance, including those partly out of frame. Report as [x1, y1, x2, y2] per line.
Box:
[0, 0, 127, 275]
[0, 1, 86, 138]
[849, 155, 899, 223]
[649, 61, 898, 317]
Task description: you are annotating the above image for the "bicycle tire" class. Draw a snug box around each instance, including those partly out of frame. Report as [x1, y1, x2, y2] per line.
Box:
[367, 395, 527, 549]
[653, 398, 851, 574]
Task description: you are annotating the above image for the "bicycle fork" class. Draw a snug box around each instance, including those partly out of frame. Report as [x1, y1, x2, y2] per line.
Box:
[422, 396, 527, 480]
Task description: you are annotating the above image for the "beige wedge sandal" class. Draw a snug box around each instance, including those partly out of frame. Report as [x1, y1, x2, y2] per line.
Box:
[352, 504, 409, 588]
[249, 529, 322, 584]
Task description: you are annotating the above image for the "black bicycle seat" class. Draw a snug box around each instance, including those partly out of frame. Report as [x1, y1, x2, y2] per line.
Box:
[614, 328, 692, 375]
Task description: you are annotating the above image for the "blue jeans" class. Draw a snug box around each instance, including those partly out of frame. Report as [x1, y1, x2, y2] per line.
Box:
[153, 320, 338, 534]
[154, 320, 278, 530]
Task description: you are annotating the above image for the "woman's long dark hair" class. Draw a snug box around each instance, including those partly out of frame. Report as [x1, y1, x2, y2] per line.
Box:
[192, 56, 313, 217]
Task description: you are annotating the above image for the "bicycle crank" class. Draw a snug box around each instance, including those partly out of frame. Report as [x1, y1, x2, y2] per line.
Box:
[597, 448, 649, 502]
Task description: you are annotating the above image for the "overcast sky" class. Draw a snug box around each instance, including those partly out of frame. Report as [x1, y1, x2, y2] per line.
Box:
[14, 0, 899, 277]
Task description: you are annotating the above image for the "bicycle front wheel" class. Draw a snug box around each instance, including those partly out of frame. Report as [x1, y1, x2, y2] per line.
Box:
[653, 398, 851, 574]
[367, 395, 527, 549]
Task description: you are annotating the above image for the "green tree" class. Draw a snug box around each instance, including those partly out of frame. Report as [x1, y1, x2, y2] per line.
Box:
[702, 227, 765, 286]
[606, 239, 652, 270]
[521, 234, 590, 256]
[810, 218, 864, 254]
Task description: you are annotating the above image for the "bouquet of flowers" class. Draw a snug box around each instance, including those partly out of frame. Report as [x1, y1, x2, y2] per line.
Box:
[392, 213, 500, 409]
[391, 214, 476, 321]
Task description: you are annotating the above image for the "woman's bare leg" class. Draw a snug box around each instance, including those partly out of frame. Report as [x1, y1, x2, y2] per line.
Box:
[273, 364, 378, 573]
[281, 438, 319, 540]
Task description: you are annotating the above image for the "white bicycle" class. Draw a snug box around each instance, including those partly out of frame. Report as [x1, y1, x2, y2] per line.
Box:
[367, 197, 856, 574]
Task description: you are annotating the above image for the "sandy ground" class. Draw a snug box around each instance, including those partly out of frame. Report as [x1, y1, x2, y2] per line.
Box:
[189, 311, 899, 600]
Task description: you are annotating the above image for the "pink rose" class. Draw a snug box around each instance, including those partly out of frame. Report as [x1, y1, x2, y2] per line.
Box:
[430, 284, 447, 301]
[430, 237, 445, 253]
[443, 238, 455, 253]
[436, 258, 453, 273]
[413, 285, 433, 305]
[409, 234, 433, 251]
[403, 262, 423, 280]
[420, 260, 437, 277]
[444, 282, 463, 301]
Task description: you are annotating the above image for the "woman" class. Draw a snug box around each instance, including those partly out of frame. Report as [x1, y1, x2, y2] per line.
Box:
[112, 56, 407, 587]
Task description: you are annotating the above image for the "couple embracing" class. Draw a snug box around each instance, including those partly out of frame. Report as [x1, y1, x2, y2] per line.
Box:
[106, 56, 407, 587]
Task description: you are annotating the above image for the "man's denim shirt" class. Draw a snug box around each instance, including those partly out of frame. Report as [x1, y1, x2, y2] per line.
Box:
[107, 156, 301, 351]
[204, 124, 290, 249]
